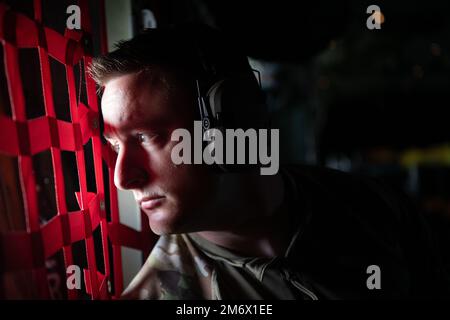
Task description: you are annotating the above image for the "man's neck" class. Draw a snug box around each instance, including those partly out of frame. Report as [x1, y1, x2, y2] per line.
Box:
[195, 171, 289, 258]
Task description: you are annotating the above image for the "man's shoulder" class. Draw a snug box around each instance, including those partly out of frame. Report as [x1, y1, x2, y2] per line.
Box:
[282, 164, 405, 219]
[281, 164, 450, 298]
[121, 234, 214, 300]
[282, 164, 409, 267]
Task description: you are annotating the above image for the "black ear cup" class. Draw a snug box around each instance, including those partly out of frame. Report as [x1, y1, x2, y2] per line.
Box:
[199, 74, 267, 174]
[206, 74, 265, 129]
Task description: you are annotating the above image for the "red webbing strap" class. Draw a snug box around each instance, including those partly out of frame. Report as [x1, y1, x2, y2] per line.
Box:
[0, 1, 101, 299]
[80, 0, 116, 296]
[65, 45, 101, 300]
[84, 57, 112, 296]
[78, 0, 112, 300]
[84, 268, 109, 299]
[80, 0, 112, 298]
[2, 2, 48, 298]
[34, 0, 77, 300]
[101, 144, 125, 298]
[1, 193, 101, 271]
[0, 114, 100, 156]
[1, 1, 156, 299]
[108, 152, 124, 297]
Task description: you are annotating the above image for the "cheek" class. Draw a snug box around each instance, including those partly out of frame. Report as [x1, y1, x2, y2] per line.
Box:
[150, 140, 216, 199]
[146, 142, 186, 182]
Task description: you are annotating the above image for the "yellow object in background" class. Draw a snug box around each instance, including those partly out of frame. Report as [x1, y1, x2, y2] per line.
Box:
[401, 144, 450, 167]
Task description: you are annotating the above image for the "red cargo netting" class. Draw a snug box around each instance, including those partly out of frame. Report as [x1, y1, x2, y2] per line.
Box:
[0, 0, 153, 299]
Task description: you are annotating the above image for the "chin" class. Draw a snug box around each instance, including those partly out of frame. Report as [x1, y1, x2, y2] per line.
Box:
[146, 207, 184, 235]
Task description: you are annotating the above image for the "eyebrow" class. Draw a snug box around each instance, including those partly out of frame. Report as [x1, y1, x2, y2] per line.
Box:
[103, 122, 167, 141]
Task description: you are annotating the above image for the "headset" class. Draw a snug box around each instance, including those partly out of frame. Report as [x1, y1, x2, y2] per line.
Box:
[193, 43, 266, 173]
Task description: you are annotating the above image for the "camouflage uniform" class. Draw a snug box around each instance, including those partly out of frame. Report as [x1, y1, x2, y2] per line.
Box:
[121, 233, 215, 299]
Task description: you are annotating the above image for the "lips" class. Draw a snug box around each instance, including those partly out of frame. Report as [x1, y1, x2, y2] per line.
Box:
[138, 195, 165, 210]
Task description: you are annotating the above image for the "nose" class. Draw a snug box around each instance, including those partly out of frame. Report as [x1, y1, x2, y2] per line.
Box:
[114, 144, 149, 190]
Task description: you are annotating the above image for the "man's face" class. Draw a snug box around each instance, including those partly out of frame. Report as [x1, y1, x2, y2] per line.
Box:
[101, 72, 215, 235]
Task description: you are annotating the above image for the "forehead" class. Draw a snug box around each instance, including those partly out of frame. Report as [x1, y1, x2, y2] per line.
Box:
[101, 72, 192, 136]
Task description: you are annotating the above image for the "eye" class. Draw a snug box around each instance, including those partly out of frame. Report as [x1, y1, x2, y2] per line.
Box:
[136, 132, 158, 145]
[137, 133, 146, 143]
